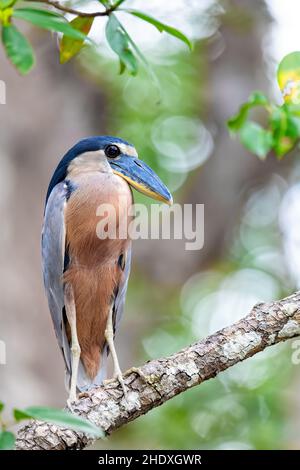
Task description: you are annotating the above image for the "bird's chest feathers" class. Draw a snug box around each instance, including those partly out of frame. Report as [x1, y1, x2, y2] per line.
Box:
[65, 172, 132, 264]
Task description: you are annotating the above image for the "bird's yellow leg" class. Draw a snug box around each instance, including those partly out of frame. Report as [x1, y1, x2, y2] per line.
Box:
[105, 306, 127, 398]
[64, 283, 81, 407]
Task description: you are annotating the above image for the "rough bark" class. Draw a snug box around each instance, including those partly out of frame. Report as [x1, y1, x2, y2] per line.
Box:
[16, 291, 300, 450]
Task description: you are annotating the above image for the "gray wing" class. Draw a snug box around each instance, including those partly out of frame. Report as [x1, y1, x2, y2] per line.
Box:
[42, 182, 71, 374]
[113, 245, 132, 332]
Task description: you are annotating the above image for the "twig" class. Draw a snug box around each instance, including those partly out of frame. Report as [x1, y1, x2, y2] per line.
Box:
[30, 0, 124, 18]
[16, 290, 300, 450]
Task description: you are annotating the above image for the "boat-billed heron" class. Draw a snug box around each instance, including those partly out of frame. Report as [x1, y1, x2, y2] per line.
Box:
[42, 136, 172, 404]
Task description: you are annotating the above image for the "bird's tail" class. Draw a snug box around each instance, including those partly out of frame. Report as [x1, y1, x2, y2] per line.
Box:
[65, 346, 109, 392]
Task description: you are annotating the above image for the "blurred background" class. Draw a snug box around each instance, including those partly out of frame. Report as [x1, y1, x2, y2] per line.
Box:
[1, 0, 300, 450]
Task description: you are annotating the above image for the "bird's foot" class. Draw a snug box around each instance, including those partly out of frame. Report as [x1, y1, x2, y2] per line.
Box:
[116, 372, 128, 400]
[124, 366, 159, 388]
[124, 366, 148, 382]
[66, 389, 78, 413]
[66, 398, 76, 413]
[103, 373, 128, 400]
[103, 377, 114, 386]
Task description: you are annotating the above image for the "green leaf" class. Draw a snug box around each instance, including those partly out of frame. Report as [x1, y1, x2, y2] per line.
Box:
[100, 0, 127, 7]
[227, 91, 269, 132]
[2, 24, 35, 74]
[270, 105, 300, 157]
[286, 103, 300, 116]
[60, 16, 94, 63]
[285, 113, 300, 138]
[0, 0, 16, 9]
[119, 59, 126, 74]
[274, 136, 295, 158]
[13, 8, 89, 40]
[123, 9, 193, 50]
[125, 9, 192, 50]
[121, 23, 161, 94]
[277, 51, 300, 104]
[13, 408, 32, 421]
[240, 121, 273, 159]
[113, 0, 128, 7]
[15, 2, 62, 15]
[105, 13, 138, 75]
[14, 407, 103, 437]
[0, 402, 4, 413]
[106, 12, 160, 90]
[0, 431, 15, 450]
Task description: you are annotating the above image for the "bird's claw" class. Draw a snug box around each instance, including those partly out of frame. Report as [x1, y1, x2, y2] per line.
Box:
[66, 397, 76, 413]
[124, 366, 147, 381]
[103, 377, 115, 386]
[116, 373, 128, 400]
[103, 373, 128, 400]
[124, 366, 159, 390]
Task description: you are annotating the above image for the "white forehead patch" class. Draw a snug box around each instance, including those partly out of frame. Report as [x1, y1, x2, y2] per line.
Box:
[114, 142, 138, 158]
[67, 150, 111, 176]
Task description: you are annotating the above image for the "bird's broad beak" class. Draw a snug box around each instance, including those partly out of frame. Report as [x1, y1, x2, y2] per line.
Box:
[110, 156, 173, 205]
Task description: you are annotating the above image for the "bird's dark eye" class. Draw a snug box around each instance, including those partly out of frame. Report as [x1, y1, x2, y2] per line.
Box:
[105, 145, 120, 158]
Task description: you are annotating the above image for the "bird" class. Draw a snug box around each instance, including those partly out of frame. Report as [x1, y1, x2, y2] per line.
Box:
[42, 136, 172, 404]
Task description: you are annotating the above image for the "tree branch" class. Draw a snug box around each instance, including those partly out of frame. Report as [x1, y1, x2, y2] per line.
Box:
[16, 290, 300, 450]
[31, 0, 124, 18]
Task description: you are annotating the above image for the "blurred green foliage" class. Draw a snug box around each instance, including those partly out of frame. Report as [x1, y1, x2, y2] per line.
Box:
[228, 51, 300, 160]
[81, 43, 204, 198]
[80, 33, 296, 450]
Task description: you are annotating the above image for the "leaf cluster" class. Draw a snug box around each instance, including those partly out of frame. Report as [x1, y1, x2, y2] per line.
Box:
[228, 51, 300, 160]
[0, 0, 192, 75]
